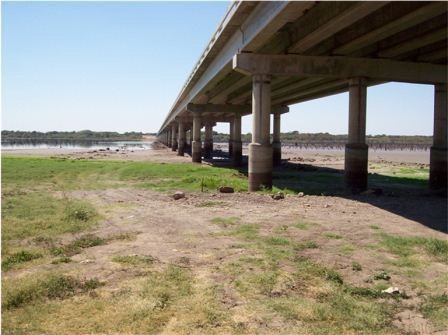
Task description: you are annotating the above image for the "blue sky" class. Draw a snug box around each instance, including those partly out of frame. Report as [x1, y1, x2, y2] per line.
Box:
[2, 1, 435, 135]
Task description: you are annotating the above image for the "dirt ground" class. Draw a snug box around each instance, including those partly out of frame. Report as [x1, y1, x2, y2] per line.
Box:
[3, 141, 447, 334]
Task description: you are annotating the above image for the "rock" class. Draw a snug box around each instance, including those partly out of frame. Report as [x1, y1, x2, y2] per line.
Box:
[172, 191, 185, 200]
[80, 259, 94, 264]
[324, 204, 330, 208]
[297, 192, 305, 197]
[271, 192, 285, 200]
[382, 287, 400, 294]
[218, 186, 234, 193]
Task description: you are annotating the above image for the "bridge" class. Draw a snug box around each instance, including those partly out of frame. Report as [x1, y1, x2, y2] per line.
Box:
[157, 1, 447, 193]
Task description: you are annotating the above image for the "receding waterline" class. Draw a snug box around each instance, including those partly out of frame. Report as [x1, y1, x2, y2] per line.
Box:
[1, 139, 153, 151]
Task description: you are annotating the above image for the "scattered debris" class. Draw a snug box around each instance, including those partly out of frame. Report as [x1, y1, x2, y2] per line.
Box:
[271, 192, 285, 200]
[382, 287, 400, 294]
[80, 259, 95, 264]
[218, 186, 234, 193]
[172, 191, 186, 200]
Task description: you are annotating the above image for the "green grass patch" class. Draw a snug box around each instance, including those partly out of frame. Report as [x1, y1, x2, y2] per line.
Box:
[420, 293, 448, 329]
[2, 250, 43, 271]
[264, 236, 290, 246]
[2, 273, 103, 310]
[2, 192, 99, 245]
[293, 222, 309, 230]
[210, 216, 239, 227]
[112, 254, 156, 266]
[50, 234, 106, 257]
[195, 201, 227, 208]
[324, 232, 343, 239]
[379, 233, 448, 264]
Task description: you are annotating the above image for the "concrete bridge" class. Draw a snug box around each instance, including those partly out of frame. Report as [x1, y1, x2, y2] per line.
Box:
[157, 1, 447, 193]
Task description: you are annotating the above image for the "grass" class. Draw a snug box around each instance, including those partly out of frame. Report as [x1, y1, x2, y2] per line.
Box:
[2, 273, 103, 310]
[420, 293, 448, 329]
[2, 192, 99, 245]
[112, 254, 156, 266]
[210, 216, 239, 227]
[378, 232, 448, 264]
[216, 221, 405, 334]
[50, 234, 107, 257]
[2, 250, 43, 271]
[323, 232, 343, 239]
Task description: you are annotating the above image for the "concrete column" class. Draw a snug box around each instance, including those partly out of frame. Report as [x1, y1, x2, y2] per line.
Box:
[272, 112, 281, 166]
[232, 115, 242, 167]
[192, 113, 202, 163]
[249, 74, 273, 191]
[177, 121, 186, 156]
[430, 83, 447, 190]
[229, 121, 234, 157]
[168, 129, 172, 147]
[204, 122, 213, 159]
[345, 77, 368, 193]
[171, 124, 178, 151]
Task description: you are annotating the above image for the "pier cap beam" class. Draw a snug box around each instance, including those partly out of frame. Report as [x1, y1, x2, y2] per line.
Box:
[233, 53, 447, 84]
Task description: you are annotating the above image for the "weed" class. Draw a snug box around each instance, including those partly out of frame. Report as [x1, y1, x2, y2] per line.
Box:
[264, 236, 290, 246]
[195, 201, 226, 208]
[420, 293, 448, 329]
[51, 234, 106, 257]
[293, 241, 319, 250]
[373, 271, 391, 281]
[325, 269, 344, 284]
[229, 224, 259, 240]
[293, 221, 309, 230]
[3, 274, 103, 309]
[352, 262, 363, 271]
[112, 254, 156, 266]
[2, 250, 43, 271]
[324, 232, 343, 239]
[211, 216, 239, 227]
[51, 257, 72, 264]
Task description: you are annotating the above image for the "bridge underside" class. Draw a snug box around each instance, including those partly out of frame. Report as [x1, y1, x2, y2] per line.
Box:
[158, 1, 447, 193]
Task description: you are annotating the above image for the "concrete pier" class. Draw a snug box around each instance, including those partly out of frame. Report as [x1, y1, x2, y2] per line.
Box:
[192, 113, 202, 163]
[177, 121, 185, 156]
[430, 83, 447, 190]
[345, 78, 368, 193]
[249, 74, 273, 191]
[272, 111, 281, 166]
[229, 121, 234, 158]
[204, 122, 213, 159]
[171, 124, 178, 151]
[232, 115, 242, 166]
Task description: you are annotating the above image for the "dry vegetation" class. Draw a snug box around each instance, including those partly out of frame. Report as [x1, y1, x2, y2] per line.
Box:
[2, 153, 447, 334]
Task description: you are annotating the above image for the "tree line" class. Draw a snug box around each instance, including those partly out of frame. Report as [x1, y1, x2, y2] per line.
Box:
[2, 130, 144, 141]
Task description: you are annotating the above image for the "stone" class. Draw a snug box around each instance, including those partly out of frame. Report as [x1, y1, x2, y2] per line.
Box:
[382, 287, 400, 294]
[172, 191, 186, 200]
[271, 192, 285, 200]
[218, 186, 234, 193]
[297, 192, 305, 197]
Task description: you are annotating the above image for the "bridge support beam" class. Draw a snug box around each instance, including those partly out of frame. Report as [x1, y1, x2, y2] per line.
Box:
[273, 111, 281, 166]
[232, 115, 242, 167]
[249, 74, 273, 191]
[177, 121, 186, 156]
[204, 122, 214, 159]
[229, 121, 234, 157]
[168, 129, 172, 148]
[345, 78, 368, 193]
[171, 124, 178, 151]
[430, 83, 447, 191]
[192, 113, 202, 163]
